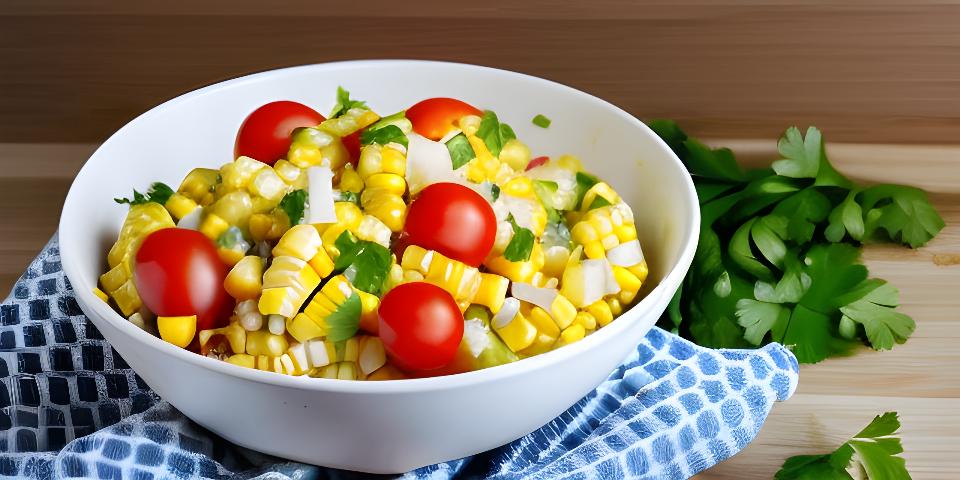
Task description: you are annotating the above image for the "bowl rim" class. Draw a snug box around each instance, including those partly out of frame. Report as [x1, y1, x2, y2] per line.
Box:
[59, 59, 700, 394]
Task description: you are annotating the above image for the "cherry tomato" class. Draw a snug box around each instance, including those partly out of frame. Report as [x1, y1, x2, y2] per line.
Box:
[134, 228, 233, 331]
[235, 101, 325, 166]
[342, 130, 362, 167]
[406, 98, 482, 140]
[378, 282, 464, 372]
[404, 182, 497, 267]
[526, 156, 550, 171]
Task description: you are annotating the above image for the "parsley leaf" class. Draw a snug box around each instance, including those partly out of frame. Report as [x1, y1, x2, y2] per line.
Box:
[333, 231, 392, 295]
[445, 133, 476, 169]
[325, 293, 361, 342]
[532, 114, 551, 128]
[476, 110, 516, 157]
[503, 219, 535, 262]
[682, 138, 746, 183]
[360, 124, 408, 148]
[735, 298, 790, 346]
[775, 412, 910, 480]
[825, 190, 865, 242]
[329, 86, 368, 119]
[574, 172, 600, 210]
[858, 184, 945, 248]
[839, 280, 915, 350]
[278, 189, 308, 226]
[114, 182, 175, 206]
[772, 126, 852, 188]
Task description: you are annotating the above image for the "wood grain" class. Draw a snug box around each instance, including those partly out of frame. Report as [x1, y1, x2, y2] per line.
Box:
[1, 2, 959, 144]
[2, 141, 957, 477]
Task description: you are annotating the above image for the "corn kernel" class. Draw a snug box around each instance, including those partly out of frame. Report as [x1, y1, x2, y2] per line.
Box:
[607, 297, 623, 316]
[224, 256, 264, 301]
[549, 294, 578, 330]
[287, 343, 310, 374]
[587, 300, 614, 327]
[273, 160, 303, 184]
[629, 260, 649, 284]
[527, 306, 560, 339]
[492, 311, 538, 353]
[380, 146, 407, 176]
[337, 362, 358, 380]
[226, 354, 255, 369]
[248, 213, 273, 242]
[339, 166, 365, 193]
[273, 224, 322, 260]
[198, 321, 246, 354]
[309, 248, 335, 278]
[364, 173, 406, 196]
[258, 287, 298, 318]
[305, 339, 336, 368]
[246, 330, 289, 357]
[358, 337, 387, 375]
[556, 324, 586, 347]
[286, 313, 325, 343]
[217, 247, 245, 267]
[574, 312, 597, 331]
[164, 193, 198, 220]
[501, 177, 533, 198]
[367, 364, 407, 380]
[93, 288, 109, 303]
[473, 273, 509, 313]
[157, 315, 197, 348]
[199, 213, 230, 241]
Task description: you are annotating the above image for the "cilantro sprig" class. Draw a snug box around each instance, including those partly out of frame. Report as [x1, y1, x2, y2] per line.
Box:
[278, 189, 308, 226]
[652, 120, 943, 363]
[114, 182, 174, 206]
[333, 231, 392, 295]
[476, 110, 516, 157]
[329, 86, 368, 119]
[775, 412, 910, 479]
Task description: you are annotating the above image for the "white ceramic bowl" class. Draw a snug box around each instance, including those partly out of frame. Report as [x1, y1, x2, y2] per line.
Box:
[59, 60, 699, 474]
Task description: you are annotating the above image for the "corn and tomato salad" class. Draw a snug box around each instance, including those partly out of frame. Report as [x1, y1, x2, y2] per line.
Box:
[97, 89, 649, 380]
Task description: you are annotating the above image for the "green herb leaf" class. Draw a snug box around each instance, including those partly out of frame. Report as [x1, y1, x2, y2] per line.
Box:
[772, 126, 851, 188]
[838, 280, 914, 350]
[771, 188, 832, 244]
[446, 133, 476, 169]
[775, 412, 910, 480]
[330, 86, 368, 119]
[360, 124, 408, 148]
[735, 299, 790, 346]
[647, 119, 690, 160]
[532, 114, 551, 128]
[333, 231, 392, 295]
[532, 180, 561, 223]
[477, 110, 516, 157]
[503, 220, 535, 262]
[825, 190, 865, 242]
[682, 139, 746, 183]
[574, 172, 600, 210]
[114, 182, 175, 206]
[368, 111, 412, 134]
[279, 189, 308, 225]
[858, 184, 945, 248]
[325, 293, 361, 342]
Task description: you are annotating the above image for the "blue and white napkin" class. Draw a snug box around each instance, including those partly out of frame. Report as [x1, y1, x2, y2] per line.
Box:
[0, 237, 798, 479]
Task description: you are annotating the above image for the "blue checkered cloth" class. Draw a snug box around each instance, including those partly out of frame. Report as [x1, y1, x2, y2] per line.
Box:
[0, 237, 798, 479]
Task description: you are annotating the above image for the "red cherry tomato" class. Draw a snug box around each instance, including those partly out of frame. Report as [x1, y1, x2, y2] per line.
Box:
[406, 98, 482, 140]
[404, 183, 497, 267]
[342, 130, 362, 167]
[235, 101, 325, 166]
[134, 228, 233, 331]
[526, 156, 550, 171]
[378, 282, 464, 372]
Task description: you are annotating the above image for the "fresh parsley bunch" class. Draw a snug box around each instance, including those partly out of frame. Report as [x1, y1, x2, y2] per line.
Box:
[651, 121, 944, 363]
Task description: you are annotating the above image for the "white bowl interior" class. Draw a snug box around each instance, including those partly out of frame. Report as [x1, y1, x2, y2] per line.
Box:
[58, 61, 699, 472]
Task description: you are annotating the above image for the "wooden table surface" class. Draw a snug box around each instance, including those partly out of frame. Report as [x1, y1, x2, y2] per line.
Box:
[1, 141, 956, 478]
[2, 2, 959, 478]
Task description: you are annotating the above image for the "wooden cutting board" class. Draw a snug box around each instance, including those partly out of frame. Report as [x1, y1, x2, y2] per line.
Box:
[1, 141, 957, 478]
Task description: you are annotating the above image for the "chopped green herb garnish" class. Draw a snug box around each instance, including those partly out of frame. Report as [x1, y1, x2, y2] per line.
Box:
[325, 294, 361, 342]
[446, 133, 476, 169]
[574, 172, 600, 209]
[476, 110, 517, 157]
[532, 180, 561, 223]
[114, 182, 175, 206]
[330, 86, 368, 119]
[532, 114, 551, 128]
[503, 218, 535, 262]
[279, 189, 308, 226]
[360, 124, 408, 148]
[587, 195, 612, 211]
[333, 231, 392, 295]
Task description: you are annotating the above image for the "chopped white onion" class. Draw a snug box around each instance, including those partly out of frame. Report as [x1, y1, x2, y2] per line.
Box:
[607, 239, 645, 267]
[511, 282, 558, 312]
[492, 297, 521, 329]
[176, 206, 203, 230]
[305, 166, 336, 224]
[501, 195, 538, 231]
[462, 318, 491, 358]
[406, 132, 458, 194]
[561, 257, 620, 308]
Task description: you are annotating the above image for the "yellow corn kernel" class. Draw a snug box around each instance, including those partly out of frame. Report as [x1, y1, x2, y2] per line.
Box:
[357, 143, 384, 179]
[339, 337, 360, 363]
[361, 190, 407, 232]
[319, 109, 380, 137]
[367, 364, 407, 381]
[612, 266, 642, 295]
[337, 362, 358, 380]
[501, 177, 534, 198]
[468, 135, 494, 165]
[93, 288, 109, 303]
[380, 146, 407, 176]
[619, 289, 639, 305]
[99, 261, 130, 293]
[580, 182, 620, 213]
[571, 220, 598, 244]
[484, 255, 538, 284]
[178, 168, 220, 202]
[549, 294, 578, 330]
[356, 215, 392, 247]
[607, 297, 623, 317]
[458, 115, 482, 136]
[245, 330, 289, 357]
[527, 306, 560, 339]
[305, 339, 337, 368]
[197, 320, 246, 354]
[574, 312, 597, 331]
[157, 315, 197, 348]
[323, 275, 352, 304]
[335, 201, 364, 229]
[499, 139, 532, 172]
[224, 256, 264, 301]
[556, 324, 586, 347]
[473, 273, 509, 313]
[109, 280, 142, 317]
[492, 312, 538, 353]
[615, 224, 638, 242]
[356, 290, 380, 331]
[587, 300, 614, 327]
[309, 248, 335, 278]
[286, 343, 310, 374]
[321, 225, 349, 257]
[273, 224, 322, 261]
[255, 355, 273, 372]
[226, 354, 255, 369]
[199, 213, 230, 241]
[248, 213, 273, 242]
[315, 363, 339, 379]
[164, 193, 198, 221]
[217, 247, 245, 267]
[465, 161, 487, 183]
[273, 160, 303, 184]
[286, 313, 327, 343]
[629, 260, 649, 284]
[304, 293, 337, 321]
[364, 173, 406, 196]
[258, 287, 298, 318]
[339, 166, 364, 193]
